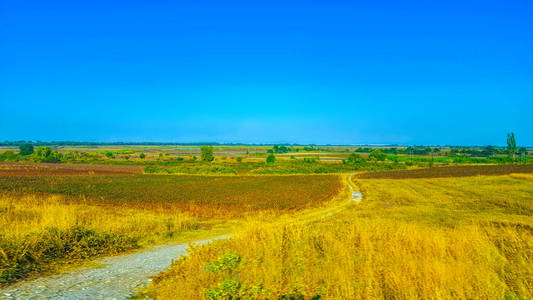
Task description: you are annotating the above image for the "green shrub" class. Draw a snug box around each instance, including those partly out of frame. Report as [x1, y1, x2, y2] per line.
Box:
[0, 151, 18, 161]
[369, 149, 386, 161]
[345, 153, 366, 165]
[206, 253, 241, 272]
[19, 144, 34, 156]
[303, 157, 317, 163]
[201, 146, 214, 162]
[34, 147, 62, 163]
[266, 154, 276, 164]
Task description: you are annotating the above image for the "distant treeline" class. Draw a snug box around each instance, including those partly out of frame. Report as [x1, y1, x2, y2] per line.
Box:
[1, 141, 369, 147]
[1, 141, 529, 151]
[0, 141, 260, 146]
[354, 146, 527, 157]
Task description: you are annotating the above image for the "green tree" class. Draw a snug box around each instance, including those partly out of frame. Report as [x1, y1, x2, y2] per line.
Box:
[266, 153, 276, 163]
[105, 151, 114, 158]
[507, 132, 517, 159]
[34, 146, 62, 163]
[201, 145, 214, 162]
[19, 143, 34, 155]
[345, 153, 366, 165]
[368, 149, 386, 161]
[139, 153, 146, 159]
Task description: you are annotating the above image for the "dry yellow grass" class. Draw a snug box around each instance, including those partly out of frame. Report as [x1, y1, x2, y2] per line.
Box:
[0, 193, 203, 241]
[509, 173, 533, 181]
[0, 193, 210, 284]
[148, 174, 533, 299]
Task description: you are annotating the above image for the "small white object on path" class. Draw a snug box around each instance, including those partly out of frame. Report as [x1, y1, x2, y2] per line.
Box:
[350, 190, 362, 203]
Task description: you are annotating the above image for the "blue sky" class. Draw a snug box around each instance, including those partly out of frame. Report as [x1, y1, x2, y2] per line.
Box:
[1, 0, 532, 145]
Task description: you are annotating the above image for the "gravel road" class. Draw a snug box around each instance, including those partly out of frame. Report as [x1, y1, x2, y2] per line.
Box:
[0, 236, 230, 300]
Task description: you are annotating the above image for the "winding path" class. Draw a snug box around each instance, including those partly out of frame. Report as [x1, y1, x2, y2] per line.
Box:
[347, 174, 362, 203]
[0, 236, 229, 300]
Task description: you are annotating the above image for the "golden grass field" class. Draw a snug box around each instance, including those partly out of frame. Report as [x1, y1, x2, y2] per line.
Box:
[148, 174, 533, 299]
[0, 174, 341, 285]
[0, 193, 209, 284]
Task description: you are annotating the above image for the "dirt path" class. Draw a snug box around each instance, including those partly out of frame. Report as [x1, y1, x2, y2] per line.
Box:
[288, 174, 361, 224]
[0, 236, 230, 300]
[347, 174, 362, 203]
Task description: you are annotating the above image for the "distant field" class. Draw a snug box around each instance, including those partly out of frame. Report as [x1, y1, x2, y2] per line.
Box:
[0, 162, 142, 176]
[0, 174, 341, 217]
[356, 164, 533, 179]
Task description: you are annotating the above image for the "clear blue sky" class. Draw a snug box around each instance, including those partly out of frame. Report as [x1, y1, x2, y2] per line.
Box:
[1, 0, 532, 145]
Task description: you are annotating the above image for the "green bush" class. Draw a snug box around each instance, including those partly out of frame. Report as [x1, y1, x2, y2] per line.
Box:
[266, 154, 276, 164]
[34, 147, 62, 163]
[368, 149, 386, 161]
[345, 153, 366, 165]
[0, 151, 18, 161]
[201, 146, 214, 162]
[19, 144, 34, 156]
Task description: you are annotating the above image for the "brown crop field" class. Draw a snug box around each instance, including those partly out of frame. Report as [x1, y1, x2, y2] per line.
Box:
[0, 162, 142, 176]
[0, 174, 341, 218]
[356, 164, 533, 179]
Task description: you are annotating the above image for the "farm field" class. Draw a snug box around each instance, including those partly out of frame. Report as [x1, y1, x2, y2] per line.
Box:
[0, 173, 341, 286]
[147, 171, 533, 299]
[0, 174, 341, 216]
[0, 162, 142, 176]
[356, 164, 533, 179]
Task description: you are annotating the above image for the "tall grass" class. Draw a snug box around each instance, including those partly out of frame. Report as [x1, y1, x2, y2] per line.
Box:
[148, 174, 533, 299]
[0, 193, 203, 284]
